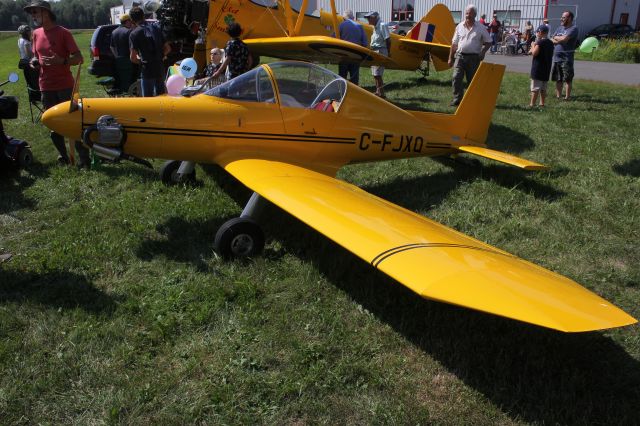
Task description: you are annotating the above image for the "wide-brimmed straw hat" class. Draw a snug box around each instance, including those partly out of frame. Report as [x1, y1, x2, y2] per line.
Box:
[23, 0, 56, 21]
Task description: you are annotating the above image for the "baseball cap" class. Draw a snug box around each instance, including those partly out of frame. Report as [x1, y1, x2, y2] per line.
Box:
[536, 25, 548, 33]
[364, 11, 379, 19]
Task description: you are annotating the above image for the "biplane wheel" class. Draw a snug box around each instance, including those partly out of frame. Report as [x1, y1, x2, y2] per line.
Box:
[18, 147, 33, 167]
[214, 217, 264, 259]
[160, 160, 196, 185]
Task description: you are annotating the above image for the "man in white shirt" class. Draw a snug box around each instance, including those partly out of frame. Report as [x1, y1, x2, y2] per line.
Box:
[365, 11, 391, 98]
[447, 4, 491, 106]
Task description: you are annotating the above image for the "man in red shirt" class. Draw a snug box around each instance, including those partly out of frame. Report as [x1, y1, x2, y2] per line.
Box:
[24, 0, 89, 167]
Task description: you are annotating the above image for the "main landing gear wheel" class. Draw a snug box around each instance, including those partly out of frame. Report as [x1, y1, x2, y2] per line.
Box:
[160, 160, 196, 185]
[214, 217, 265, 259]
[18, 147, 33, 167]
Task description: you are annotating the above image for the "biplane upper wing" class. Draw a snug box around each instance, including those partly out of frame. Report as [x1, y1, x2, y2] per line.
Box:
[245, 36, 398, 67]
[222, 158, 637, 332]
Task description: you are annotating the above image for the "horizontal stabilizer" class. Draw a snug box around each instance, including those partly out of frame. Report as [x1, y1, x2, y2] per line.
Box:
[457, 145, 548, 170]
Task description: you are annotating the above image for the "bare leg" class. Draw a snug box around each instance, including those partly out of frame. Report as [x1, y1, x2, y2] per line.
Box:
[540, 90, 546, 106]
[530, 91, 538, 107]
[564, 81, 572, 100]
[374, 76, 384, 97]
[555, 81, 563, 98]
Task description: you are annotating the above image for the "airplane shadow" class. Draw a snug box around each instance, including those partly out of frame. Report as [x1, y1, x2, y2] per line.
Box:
[0, 269, 118, 314]
[485, 123, 539, 155]
[259, 207, 640, 425]
[363, 162, 566, 206]
[613, 159, 640, 177]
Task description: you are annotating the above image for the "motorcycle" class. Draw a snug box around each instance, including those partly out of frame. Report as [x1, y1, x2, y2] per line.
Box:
[1, 72, 33, 169]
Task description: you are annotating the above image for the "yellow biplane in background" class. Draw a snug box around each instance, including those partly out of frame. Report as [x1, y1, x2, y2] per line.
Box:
[205, 0, 455, 74]
[42, 61, 636, 333]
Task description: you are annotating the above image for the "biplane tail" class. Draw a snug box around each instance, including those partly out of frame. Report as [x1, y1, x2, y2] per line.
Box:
[405, 4, 456, 70]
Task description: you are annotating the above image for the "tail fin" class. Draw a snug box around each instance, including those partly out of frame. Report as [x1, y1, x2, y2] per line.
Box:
[414, 62, 505, 144]
[452, 62, 504, 143]
[407, 4, 455, 70]
[411, 63, 547, 170]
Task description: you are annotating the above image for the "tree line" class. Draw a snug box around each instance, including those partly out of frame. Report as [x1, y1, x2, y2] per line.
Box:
[0, 0, 122, 31]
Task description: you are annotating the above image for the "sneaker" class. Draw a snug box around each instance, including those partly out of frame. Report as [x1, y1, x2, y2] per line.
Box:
[449, 101, 460, 107]
[57, 155, 69, 165]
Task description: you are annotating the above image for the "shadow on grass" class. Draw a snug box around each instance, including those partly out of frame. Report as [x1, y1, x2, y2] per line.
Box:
[135, 215, 232, 271]
[0, 161, 54, 214]
[0, 269, 118, 314]
[96, 160, 161, 183]
[613, 158, 640, 177]
[260, 208, 640, 425]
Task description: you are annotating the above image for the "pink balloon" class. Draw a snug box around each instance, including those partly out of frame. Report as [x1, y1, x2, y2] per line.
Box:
[166, 74, 186, 96]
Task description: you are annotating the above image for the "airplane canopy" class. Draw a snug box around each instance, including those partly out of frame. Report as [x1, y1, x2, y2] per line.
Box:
[205, 61, 347, 110]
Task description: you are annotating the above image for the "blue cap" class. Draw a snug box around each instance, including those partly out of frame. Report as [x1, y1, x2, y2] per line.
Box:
[536, 25, 548, 33]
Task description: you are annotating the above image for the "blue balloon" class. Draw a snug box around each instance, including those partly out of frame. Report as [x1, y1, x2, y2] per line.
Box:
[179, 58, 198, 78]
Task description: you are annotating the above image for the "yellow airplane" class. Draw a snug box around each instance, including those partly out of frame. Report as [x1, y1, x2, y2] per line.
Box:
[205, 0, 455, 73]
[42, 61, 637, 333]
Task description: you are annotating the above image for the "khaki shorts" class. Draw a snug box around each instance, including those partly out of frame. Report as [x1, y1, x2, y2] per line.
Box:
[370, 47, 388, 76]
[530, 79, 548, 92]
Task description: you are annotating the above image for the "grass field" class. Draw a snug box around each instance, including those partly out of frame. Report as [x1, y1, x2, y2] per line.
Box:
[1, 32, 639, 424]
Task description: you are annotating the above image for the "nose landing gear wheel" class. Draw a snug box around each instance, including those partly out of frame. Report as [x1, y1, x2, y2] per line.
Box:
[160, 160, 196, 185]
[214, 217, 265, 259]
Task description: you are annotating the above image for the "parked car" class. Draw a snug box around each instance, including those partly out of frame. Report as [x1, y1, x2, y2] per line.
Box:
[387, 20, 416, 36]
[88, 24, 118, 77]
[586, 23, 637, 40]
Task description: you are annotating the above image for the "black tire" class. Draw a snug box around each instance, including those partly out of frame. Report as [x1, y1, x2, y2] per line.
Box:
[18, 147, 33, 167]
[159, 160, 196, 185]
[214, 217, 265, 259]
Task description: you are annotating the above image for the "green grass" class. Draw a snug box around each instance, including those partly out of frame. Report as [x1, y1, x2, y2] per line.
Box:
[575, 38, 640, 63]
[1, 33, 639, 424]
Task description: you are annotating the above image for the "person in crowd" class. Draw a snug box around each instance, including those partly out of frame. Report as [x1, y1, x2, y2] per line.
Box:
[129, 6, 171, 97]
[551, 10, 578, 100]
[195, 48, 225, 88]
[337, 9, 367, 85]
[447, 4, 491, 106]
[524, 20, 534, 52]
[110, 13, 135, 93]
[211, 23, 251, 81]
[487, 14, 501, 53]
[528, 25, 554, 107]
[17, 25, 40, 95]
[365, 11, 391, 98]
[24, 0, 89, 167]
[542, 18, 550, 33]
[479, 14, 488, 27]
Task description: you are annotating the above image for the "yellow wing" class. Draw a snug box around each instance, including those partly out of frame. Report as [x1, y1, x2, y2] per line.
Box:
[245, 36, 398, 67]
[222, 158, 636, 332]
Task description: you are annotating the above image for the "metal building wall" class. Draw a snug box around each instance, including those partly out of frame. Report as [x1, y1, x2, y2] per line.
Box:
[316, 0, 639, 37]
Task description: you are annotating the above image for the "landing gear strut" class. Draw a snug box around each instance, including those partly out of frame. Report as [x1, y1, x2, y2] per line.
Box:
[214, 192, 267, 259]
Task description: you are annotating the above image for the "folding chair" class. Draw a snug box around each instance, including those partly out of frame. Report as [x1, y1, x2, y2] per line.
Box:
[27, 85, 43, 123]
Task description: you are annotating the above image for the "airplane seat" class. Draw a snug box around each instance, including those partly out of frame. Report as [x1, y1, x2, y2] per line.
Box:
[311, 99, 340, 112]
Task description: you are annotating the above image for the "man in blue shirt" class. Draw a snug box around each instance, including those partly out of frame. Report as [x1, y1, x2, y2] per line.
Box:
[337, 9, 367, 85]
[551, 11, 578, 100]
